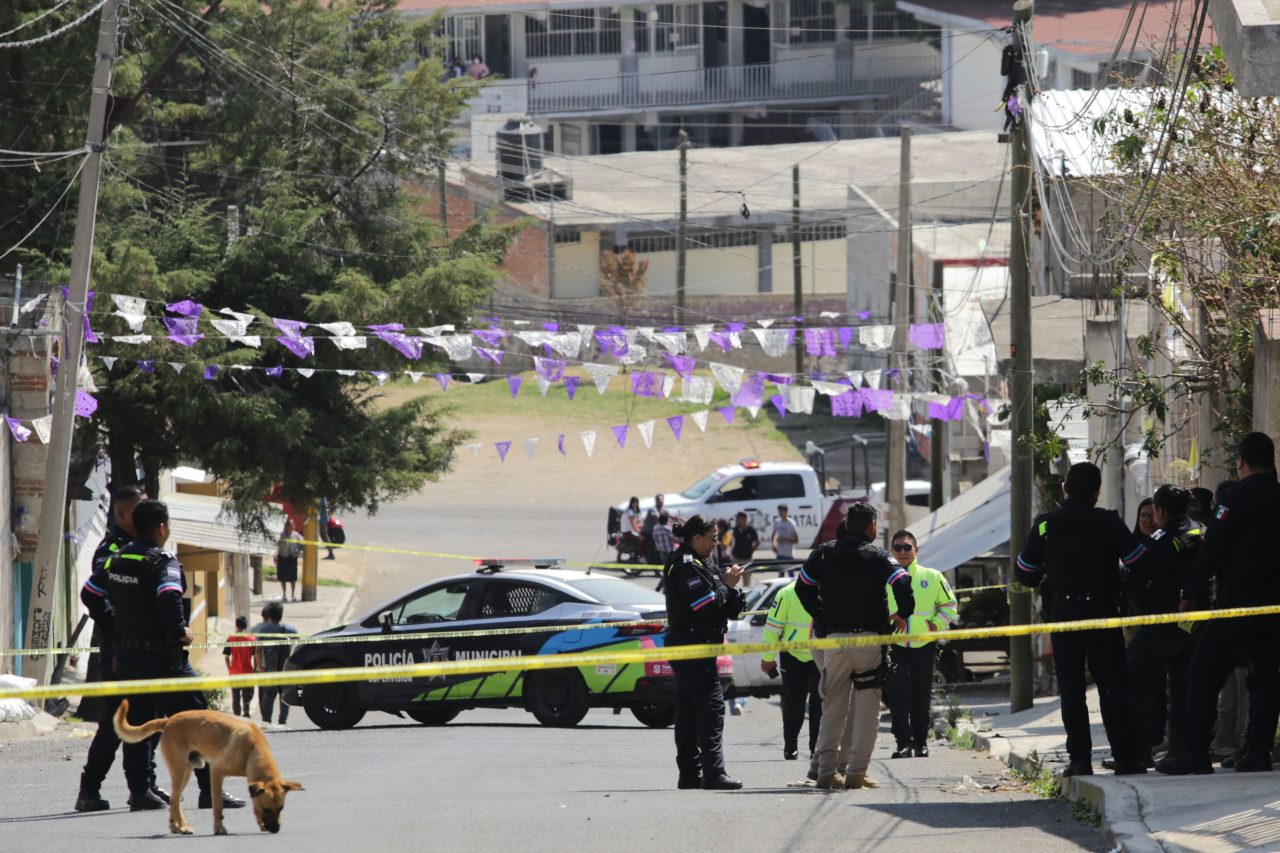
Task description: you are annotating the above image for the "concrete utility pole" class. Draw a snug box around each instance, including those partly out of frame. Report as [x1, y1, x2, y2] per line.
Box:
[676, 130, 689, 325]
[1008, 0, 1036, 713]
[27, 0, 120, 683]
[929, 261, 949, 510]
[886, 127, 911, 537]
[792, 165, 804, 376]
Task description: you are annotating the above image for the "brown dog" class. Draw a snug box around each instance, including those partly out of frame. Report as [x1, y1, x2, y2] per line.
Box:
[114, 699, 303, 835]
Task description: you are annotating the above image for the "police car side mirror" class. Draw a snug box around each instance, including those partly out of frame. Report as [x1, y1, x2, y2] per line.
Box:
[750, 614, 767, 627]
[379, 610, 394, 632]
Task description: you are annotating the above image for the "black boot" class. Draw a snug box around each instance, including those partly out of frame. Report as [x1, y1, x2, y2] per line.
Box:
[74, 774, 110, 812]
[128, 789, 165, 811]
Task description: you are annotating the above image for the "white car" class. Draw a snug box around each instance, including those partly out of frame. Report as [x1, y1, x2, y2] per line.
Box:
[725, 575, 798, 698]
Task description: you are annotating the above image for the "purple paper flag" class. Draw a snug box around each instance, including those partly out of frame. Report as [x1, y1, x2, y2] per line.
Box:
[434, 373, 451, 391]
[5, 417, 31, 443]
[804, 328, 836, 358]
[473, 327, 506, 347]
[707, 331, 732, 352]
[857, 310, 872, 320]
[373, 330, 423, 360]
[909, 322, 946, 350]
[764, 373, 793, 385]
[50, 355, 58, 377]
[945, 397, 965, 420]
[719, 406, 735, 425]
[82, 292, 98, 344]
[837, 327, 853, 350]
[594, 329, 628, 358]
[785, 328, 797, 348]
[495, 441, 512, 462]
[831, 389, 863, 418]
[474, 347, 503, 365]
[770, 394, 787, 417]
[276, 336, 315, 358]
[508, 375, 522, 398]
[557, 434, 566, 455]
[864, 388, 894, 413]
[730, 374, 765, 409]
[203, 365, 219, 380]
[630, 370, 661, 398]
[166, 299, 203, 318]
[163, 317, 204, 347]
[137, 360, 154, 374]
[726, 322, 745, 334]
[611, 424, 628, 449]
[372, 371, 389, 385]
[273, 318, 308, 338]
[564, 376, 580, 400]
[666, 415, 684, 442]
[543, 322, 560, 333]
[663, 353, 696, 378]
[368, 322, 404, 332]
[74, 389, 98, 418]
[266, 366, 284, 378]
[535, 358, 567, 382]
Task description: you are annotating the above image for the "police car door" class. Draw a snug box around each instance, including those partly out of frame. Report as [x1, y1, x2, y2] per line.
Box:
[705, 474, 763, 540]
[458, 579, 573, 701]
[373, 580, 479, 704]
[755, 473, 817, 550]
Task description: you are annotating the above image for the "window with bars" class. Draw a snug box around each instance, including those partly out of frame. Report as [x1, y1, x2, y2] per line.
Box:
[787, 0, 836, 45]
[629, 229, 759, 253]
[783, 222, 847, 242]
[634, 4, 701, 53]
[446, 15, 483, 62]
[526, 9, 622, 58]
[554, 229, 582, 244]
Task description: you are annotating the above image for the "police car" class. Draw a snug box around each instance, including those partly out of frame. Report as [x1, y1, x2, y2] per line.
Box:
[725, 571, 801, 698]
[283, 559, 733, 730]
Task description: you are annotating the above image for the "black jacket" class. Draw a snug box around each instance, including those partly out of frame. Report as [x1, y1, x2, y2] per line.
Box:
[663, 543, 746, 642]
[794, 532, 914, 635]
[82, 528, 132, 634]
[1184, 472, 1280, 607]
[1016, 497, 1146, 608]
[105, 538, 188, 645]
[1124, 516, 1203, 615]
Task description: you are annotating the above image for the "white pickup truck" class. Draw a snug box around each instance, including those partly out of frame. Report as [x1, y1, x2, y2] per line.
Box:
[613, 460, 933, 559]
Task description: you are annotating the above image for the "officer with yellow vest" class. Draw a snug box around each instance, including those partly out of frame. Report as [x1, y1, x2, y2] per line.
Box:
[761, 581, 821, 762]
[884, 530, 958, 758]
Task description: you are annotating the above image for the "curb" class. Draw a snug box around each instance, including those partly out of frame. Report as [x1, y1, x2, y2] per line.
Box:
[968, 725, 1167, 853]
[328, 586, 357, 628]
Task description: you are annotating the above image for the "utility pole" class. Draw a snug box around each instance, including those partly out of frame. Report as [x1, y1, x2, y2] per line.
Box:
[886, 127, 911, 538]
[1008, 0, 1036, 713]
[27, 0, 120, 683]
[792, 165, 804, 376]
[437, 160, 449, 229]
[929, 261, 948, 510]
[676, 130, 689, 326]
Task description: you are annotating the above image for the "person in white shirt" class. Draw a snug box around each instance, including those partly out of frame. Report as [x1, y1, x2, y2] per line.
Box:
[772, 504, 800, 559]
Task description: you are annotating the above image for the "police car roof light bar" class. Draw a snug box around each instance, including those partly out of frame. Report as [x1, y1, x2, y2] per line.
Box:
[473, 557, 567, 573]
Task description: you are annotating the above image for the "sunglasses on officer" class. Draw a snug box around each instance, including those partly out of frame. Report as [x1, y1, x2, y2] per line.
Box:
[891, 542, 915, 552]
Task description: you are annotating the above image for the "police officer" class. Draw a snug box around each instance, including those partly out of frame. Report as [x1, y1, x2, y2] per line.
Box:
[74, 485, 167, 812]
[884, 529, 958, 759]
[795, 503, 914, 790]
[662, 514, 746, 790]
[1120, 485, 1202, 767]
[1158, 432, 1280, 775]
[1016, 461, 1148, 776]
[760, 579, 820, 762]
[109, 499, 245, 810]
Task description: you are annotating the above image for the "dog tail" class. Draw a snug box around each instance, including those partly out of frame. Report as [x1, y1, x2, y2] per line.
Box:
[113, 699, 170, 743]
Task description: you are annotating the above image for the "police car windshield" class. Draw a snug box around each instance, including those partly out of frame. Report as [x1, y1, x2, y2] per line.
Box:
[680, 472, 721, 500]
[564, 578, 665, 609]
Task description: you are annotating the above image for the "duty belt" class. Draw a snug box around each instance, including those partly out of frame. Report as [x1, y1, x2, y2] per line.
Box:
[114, 637, 172, 652]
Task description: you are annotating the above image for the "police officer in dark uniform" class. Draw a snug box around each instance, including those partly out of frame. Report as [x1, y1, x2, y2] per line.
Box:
[74, 486, 167, 812]
[1121, 484, 1202, 766]
[1016, 461, 1149, 776]
[662, 514, 746, 790]
[109, 499, 245, 811]
[1158, 432, 1280, 775]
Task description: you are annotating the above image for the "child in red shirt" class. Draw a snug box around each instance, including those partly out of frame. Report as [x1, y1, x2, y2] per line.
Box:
[222, 615, 257, 718]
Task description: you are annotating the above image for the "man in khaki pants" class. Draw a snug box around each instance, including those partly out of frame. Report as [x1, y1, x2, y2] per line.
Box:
[796, 504, 914, 789]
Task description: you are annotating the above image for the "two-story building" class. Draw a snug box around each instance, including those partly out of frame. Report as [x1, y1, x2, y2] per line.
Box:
[401, 0, 941, 154]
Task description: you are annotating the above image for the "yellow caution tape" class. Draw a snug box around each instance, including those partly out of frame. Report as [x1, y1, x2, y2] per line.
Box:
[4, 603, 1280, 702]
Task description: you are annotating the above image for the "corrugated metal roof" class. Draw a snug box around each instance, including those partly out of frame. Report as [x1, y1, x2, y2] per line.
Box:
[165, 494, 278, 558]
[1028, 88, 1159, 178]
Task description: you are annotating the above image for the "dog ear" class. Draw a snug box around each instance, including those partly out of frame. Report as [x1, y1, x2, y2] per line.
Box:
[248, 782, 266, 798]
[283, 781, 305, 792]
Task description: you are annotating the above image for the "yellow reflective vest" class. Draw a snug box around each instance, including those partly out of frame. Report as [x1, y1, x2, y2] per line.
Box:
[761, 581, 814, 664]
[885, 561, 958, 648]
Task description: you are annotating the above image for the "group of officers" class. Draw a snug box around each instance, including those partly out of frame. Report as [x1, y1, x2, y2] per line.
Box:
[656, 429, 1280, 788]
[658, 501, 957, 790]
[73, 487, 245, 813]
[1018, 431, 1280, 776]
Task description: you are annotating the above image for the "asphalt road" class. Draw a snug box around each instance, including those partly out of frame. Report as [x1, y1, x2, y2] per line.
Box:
[2, 705, 1107, 852]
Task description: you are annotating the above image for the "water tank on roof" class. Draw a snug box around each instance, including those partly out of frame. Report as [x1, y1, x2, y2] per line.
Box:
[496, 119, 544, 193]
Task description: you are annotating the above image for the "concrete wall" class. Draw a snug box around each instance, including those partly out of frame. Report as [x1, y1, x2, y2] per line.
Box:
[942, 30, 1005, 131]
[770, 238, 846, 294]
[555, 230, 604, 298]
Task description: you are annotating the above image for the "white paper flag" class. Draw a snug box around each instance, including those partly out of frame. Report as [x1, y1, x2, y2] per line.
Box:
[883, 393, 911, 421]
[514, 331, 553, 348]
[166, 362, 184, 373]
[680, 376, 715, 405]
[810, 380, 849, 396]
[112, 334, 152, 344]
[691, 409, 709, 432]
[430, 334, 472, 362]
[757, 319, 775, 328]
[231, 364, 252, 371]
[211, 318, 251, 337]
[336, 369, 356, 377]
[548, 331, 583, 358]
[297, 368, 316, 378]
[30, 414, 53, 444]
[752, 328, 790, 357]
[859, 325, 894, 351]
[615, 343, 647, 365]
[535, 375, 552, 396]
[99, 356, 117, 371]
[692, 324, 713, 352]
[231, 335, 261, 348]
[787, 385, 816, 415]
[636, 327, 656, 342]
[710, 362, 744, 396]
[576, 325, 595, 347]
[318, 322, 357, 337]
[746, 405, 761, 418]
[466, 372, 485, 383]
[523, 437, 539, 460]
[466, 443, 482, 457]
[862, 369, 881, 389]
[583, 363, 619, 394]
[661, 374, 675, 399]
[651, 332, 686, 354]
[111, 295, 148, 332]
[407, 372, 424, 383]
[580, 430, 597, 458]
[219, 308, 256, 327]
[820, 311, 841, 319]
[418, 324, 455, 337]
[637, 420, 655, 449]
[328, 336, 367, 350]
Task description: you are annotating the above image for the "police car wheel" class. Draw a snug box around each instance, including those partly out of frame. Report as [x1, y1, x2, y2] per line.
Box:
[406, 708, 461, 726]
[630, 703, 676, 728]
[302, 680, 366, 730]
[526, 670, 589, 727]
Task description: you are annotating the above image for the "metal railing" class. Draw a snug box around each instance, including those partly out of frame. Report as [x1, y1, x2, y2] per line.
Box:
[525, 54, 940, 114]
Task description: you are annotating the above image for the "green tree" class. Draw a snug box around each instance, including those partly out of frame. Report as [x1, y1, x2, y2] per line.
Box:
[1, 0, 522, 528]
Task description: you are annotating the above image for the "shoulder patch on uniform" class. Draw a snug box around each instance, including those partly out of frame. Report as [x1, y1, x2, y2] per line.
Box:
[687, 577, 704, 589]
[919, 579, 929, 588]
[683, 553, 695, 563]
[1150, 528, 1167, 541]
[1215, 505, 1229, 520]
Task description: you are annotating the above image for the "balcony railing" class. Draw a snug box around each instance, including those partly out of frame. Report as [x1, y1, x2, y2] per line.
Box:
[524, 54, 940, 114]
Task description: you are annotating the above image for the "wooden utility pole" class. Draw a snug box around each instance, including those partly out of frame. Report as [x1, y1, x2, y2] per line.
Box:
[1008, 0, 1036, 713]
[27, 0, 120, 683]
[792, 165, 804, 376]
[886, 127, 912, 538]
[929, 261, 948, 510]
[437, 160, 449, 228]
[676, 130, 689, 325]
